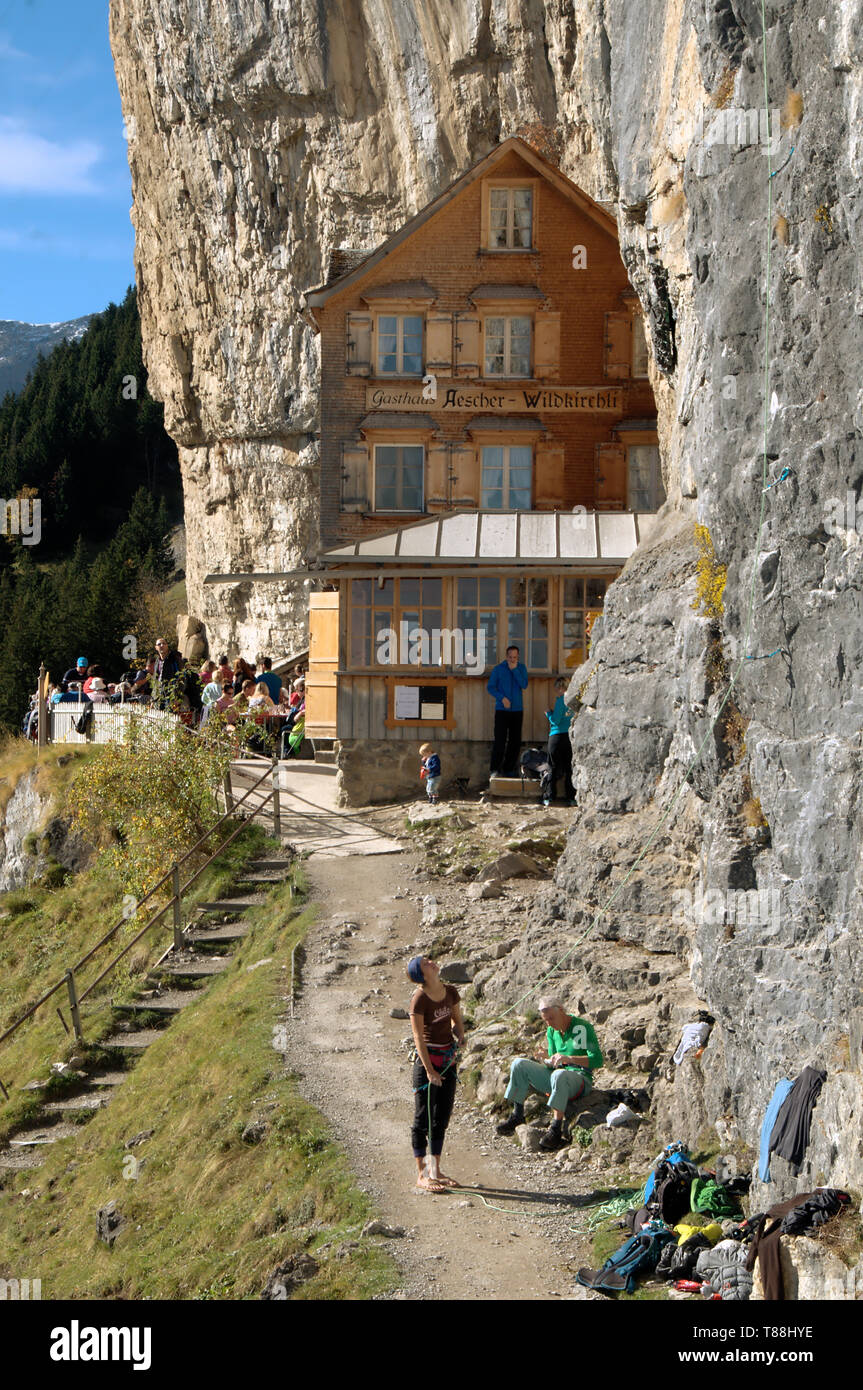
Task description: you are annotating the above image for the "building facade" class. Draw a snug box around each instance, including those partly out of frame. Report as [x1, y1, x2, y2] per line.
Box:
[302, 137, 663, 804]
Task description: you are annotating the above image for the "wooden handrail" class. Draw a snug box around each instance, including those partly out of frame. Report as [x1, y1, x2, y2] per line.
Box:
[0, 760, 277, 1062]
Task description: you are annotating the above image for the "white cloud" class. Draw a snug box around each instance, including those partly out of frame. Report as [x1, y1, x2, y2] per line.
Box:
[0, 34, 30, 61]
[0, 119, 104, 195]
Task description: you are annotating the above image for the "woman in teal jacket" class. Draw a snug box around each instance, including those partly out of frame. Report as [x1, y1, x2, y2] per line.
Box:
[545, 677, 574, 805]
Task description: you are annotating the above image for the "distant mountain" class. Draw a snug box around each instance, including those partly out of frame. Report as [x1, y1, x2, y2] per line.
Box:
[0, 316, 93, 398]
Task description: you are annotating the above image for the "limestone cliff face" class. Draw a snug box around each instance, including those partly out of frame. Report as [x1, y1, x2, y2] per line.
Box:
[109, 0, 612, 654]
[111, 0, 863, 1241]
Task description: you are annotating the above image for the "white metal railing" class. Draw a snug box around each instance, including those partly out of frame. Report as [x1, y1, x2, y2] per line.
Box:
[49, 703, 182, 744]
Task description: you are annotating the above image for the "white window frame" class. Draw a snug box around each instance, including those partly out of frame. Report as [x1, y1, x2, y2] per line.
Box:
[483, 315, 533, 378]
[375, 312, 424, 377]
[373, 442, 425, 513]
[480, 443, 534, 510]
[487, 185, 534, 250]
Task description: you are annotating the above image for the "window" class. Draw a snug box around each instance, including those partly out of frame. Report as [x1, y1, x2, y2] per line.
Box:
[627, 445, 665, 510]
[632, 313, 649, 378]
[484, 315, 531, 377]
[374, 444, 424, 512]
[489, 186, 533, 249]
[481, 444, 533, 509]
[456, 576, 550, 670]
[350, 577, 443, 668]
[561, 577, 608, 668]
[505, 578, 549, 670]
[457, 576, 502, 671]
[350, 578, 393, 667]
[376, 314, 423, 376]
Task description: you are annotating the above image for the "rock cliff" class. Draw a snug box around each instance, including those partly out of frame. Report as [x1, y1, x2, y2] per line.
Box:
[111, 0, 863, 1274]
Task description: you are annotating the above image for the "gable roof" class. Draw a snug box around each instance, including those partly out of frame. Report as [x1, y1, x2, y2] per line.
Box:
[304, 137, 618, 315]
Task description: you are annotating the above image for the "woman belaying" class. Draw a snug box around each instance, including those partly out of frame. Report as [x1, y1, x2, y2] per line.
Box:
[408, 955, 465, 1194]
[544, 676, 575, 806]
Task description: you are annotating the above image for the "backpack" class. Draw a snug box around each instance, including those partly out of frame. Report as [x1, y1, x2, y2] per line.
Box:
[74, 703, 94, 735]
[649, 1155, 700, 1225]
[577, 1223, 676, 1294]
[520, 747, 553, 797]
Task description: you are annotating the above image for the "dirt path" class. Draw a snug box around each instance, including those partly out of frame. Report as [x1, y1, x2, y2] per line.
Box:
[285, 850, 598, 1301]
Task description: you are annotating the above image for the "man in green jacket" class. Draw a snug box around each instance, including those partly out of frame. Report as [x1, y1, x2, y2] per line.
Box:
[496, 996, 603, 1151]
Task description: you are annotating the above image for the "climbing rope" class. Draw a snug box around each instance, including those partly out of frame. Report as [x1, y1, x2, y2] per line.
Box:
[471, 0, 781, 1035]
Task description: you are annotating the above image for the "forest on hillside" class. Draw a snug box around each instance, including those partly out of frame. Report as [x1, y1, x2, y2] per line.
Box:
[0, 288, 181, 729]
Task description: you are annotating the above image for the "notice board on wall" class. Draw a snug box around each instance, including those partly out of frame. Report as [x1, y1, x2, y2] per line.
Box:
[385, 678, 455, 729]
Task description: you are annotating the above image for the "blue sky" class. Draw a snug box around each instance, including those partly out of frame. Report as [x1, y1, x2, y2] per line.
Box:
[0, 0, 135, 323]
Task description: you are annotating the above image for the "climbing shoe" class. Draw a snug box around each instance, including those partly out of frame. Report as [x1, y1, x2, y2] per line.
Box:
[496, 1106, 524, 1135]
[539, 1122, 567, 1151]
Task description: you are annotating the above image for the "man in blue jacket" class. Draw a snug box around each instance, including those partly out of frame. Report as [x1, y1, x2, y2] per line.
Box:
[487, 645, 528, 776]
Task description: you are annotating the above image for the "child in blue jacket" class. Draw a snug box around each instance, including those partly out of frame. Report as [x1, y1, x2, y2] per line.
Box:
[420, 743, 441, 804]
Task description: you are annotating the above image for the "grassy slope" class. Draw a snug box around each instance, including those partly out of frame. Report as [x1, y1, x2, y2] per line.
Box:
[0, 746, 396, 1300]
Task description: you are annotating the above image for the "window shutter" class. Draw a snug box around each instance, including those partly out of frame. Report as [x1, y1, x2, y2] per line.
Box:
[632, 311, 650, 377]
[454, 314, 481, 378]
[340, 440, 370, 512]
[594, 442, 627, 509]
[534, 440, 565, 509]
[346, 312, 372, 376]
[425, 313, 453, 374]
[604, 311, 632, 380]
[425, 442, 450, 511]
[533, 311, 561, 381]
[451, 442, 479, 507]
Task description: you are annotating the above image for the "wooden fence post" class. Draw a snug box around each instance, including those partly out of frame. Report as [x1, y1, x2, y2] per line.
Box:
[37, 663, 48, 748]
[172, 864, 183, 949]
[271, 758, 282, 841]
[223, 771, 234, 815]
[64, 969, 84, 1045]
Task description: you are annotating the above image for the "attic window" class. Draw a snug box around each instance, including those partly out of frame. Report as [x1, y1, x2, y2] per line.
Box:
[487, 185, 534, 250]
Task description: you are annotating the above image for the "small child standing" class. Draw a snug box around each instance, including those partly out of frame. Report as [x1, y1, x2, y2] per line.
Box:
[419, 742, 442, 804]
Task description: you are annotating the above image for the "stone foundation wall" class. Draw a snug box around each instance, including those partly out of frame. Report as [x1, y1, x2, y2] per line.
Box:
[335, 738, 492, 808]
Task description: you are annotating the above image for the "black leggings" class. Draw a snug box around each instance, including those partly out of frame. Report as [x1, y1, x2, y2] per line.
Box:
[411, 1057, 457, 1157]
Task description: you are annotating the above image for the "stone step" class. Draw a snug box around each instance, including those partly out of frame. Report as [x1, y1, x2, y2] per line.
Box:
[238, 873, 291, 885]
[113, 990, 199, 1016]
[152, 955, 231, 978]
[249, 859, 294, 871]
[314, 750, 337, 764]
[8, 1120, 81, 1146]
[0, 1146, 48, 1172]
[186, 923, 250, 944]
[101, 1029, 166, 1051]
[42, 1094, 107, 1115]
[487, 775, 541, 799]
[194, 896, 265, 912]
[84, 1071, 128, 1088]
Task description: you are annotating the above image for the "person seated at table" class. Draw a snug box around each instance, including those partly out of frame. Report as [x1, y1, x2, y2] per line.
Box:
[232, 657, 255, 694]
[214, 682, 235, 712]
[254, 657, 283, 705]
[233, 678, 257, 712]
[289, 677, 305, 709]
[248, 681, 276, 712]
[201, 673, 224, 705]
